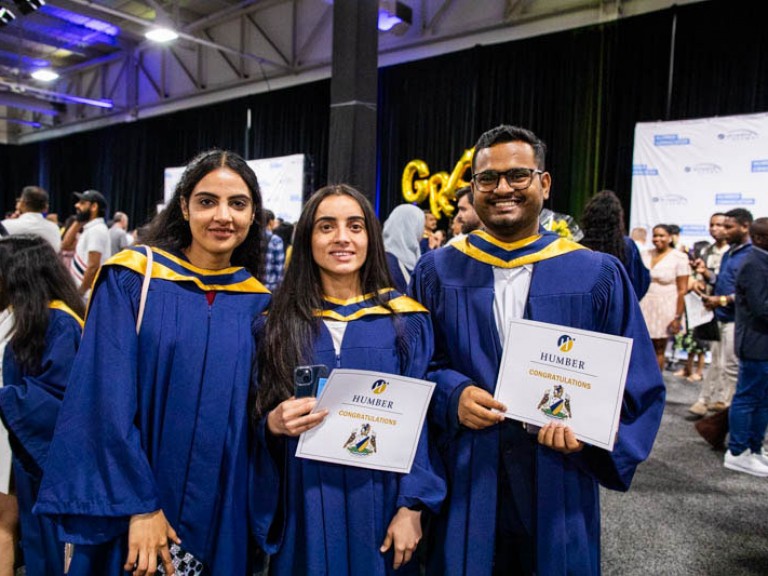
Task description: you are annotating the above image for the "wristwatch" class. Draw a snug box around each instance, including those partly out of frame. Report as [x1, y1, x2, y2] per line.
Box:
[719, 295, 728, 306]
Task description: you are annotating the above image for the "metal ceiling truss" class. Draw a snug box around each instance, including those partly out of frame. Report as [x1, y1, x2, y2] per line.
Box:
[0, 0, 707, 143]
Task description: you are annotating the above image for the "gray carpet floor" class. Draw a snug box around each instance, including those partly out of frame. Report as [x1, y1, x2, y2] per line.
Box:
[601, 368, 768, 576]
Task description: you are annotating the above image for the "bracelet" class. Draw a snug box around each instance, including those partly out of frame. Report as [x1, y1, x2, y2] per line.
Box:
[719, 295, 728, 306]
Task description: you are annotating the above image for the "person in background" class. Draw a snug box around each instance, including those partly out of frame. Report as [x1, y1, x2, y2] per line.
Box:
[433, 229, 446, 248]
[697, 208, 753, 413]
[449, 214, 462, 241]
[630, 226, 650, 252]
[688, 213, 730, 416]
[108, 212, 131, 255]
[639, 224, 689, 370]
[0, 235, 84, 575]
[251, 185, 445, 576]
[263, 209, 285, 292]
[273, 221, 295, 268]
[580, 189, 650, 299]
[420, 209, 438, 253]
[383, 203, 424, 293]
[723, 217, 768, 476]
[61, 190, 111, 298]
[447, 186, 482, 246]
[1, 186, 61, 251]
[35, 150, 271, 576]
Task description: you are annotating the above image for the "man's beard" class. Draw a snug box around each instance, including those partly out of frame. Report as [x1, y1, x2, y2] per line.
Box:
[75, 210, 90, 223]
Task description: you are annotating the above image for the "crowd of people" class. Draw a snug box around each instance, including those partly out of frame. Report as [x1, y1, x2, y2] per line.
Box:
[0, 122, 761, 576]
[628, 209, 768, 479]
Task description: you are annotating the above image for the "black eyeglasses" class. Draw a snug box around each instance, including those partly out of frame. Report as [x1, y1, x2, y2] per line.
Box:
[471, 168, 543, 192]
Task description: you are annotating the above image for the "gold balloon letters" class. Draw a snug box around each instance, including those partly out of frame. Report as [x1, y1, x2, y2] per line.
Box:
[401, 148, 474, 220]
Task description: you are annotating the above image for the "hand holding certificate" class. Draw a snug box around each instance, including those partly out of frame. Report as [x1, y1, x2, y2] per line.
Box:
[296, 369, 435, 473]
[494, 319, 633, 451]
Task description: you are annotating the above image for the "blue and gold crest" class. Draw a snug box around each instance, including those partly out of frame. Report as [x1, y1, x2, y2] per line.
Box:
[343, 423, 378, 456]
[536, 384, 572, 420]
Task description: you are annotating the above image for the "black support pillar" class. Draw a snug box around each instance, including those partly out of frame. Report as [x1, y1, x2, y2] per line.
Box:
[327, 0, 379, 205]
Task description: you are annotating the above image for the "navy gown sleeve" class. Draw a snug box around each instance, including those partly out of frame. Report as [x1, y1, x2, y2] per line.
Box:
[395, 311, 446, 514]
[35, 266, 161, 544]
[410, 253, 473, 441]
[249, 314, 284, 554]
[623, 237, 651, 300]
[0, 310, 81, 477]
[560, 257, 665, 491]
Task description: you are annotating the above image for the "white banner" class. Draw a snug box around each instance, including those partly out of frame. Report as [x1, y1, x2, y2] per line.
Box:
[630, 113, 768, 246]
[164, 153, 305, 223]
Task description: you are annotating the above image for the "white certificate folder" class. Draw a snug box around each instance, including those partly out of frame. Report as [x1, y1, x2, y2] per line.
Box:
[494, 319, 633, 451]
[296, 369, 435, 474]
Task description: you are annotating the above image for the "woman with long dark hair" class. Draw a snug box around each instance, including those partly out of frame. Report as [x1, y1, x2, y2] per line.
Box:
[0, 235, 84, 575]
[36, 150, 271, 575]
[252, 185, 445, 575]
[579, 190, 650, 299]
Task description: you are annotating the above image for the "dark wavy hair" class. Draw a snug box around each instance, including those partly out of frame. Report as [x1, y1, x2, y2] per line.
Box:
[253, 185, 397, 418]
[579, 190, 627, 265]
[472, 124, 547, 172]
[142, 149, 265, 277]
[0, 235, 85, 374]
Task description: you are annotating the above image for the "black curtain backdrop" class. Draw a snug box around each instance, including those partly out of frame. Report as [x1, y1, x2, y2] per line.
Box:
[2, 0, 767, 227]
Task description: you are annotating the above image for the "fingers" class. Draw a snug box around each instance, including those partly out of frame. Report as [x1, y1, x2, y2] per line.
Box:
[270, 399, 328, 436]
[538, 423, 584, 454]
[391, 537, 418, 570]
[458, 387, 506, 429]
[159, 544, 174, 576]
[124, 545, 138, 572]
[379, 532, 393, 553]
[283, 409, 329, 437]
[167, 525, 181, 546]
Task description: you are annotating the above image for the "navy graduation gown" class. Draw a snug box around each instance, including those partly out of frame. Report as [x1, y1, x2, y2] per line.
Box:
[623, 237, 651, 300]
[251, 291, 446, 576]
[410, 231, 665, 576]
[35, 247, 271, 575]
[0, 303, 82, 576]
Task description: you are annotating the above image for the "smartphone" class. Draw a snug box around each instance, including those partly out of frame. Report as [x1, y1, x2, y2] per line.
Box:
[294, 364, 329, 398]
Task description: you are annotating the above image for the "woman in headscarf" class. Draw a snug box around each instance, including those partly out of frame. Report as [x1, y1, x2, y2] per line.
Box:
[382, 204, 425, 293]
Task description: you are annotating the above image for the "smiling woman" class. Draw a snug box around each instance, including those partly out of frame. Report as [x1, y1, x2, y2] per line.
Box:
[251, 184, 445, 576]
[35, 150, 271, 576]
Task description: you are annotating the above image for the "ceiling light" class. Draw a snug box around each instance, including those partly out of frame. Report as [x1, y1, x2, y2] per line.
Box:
[378, 1, 412, 34]
[0, 7, 16, 26]
[145, 27, 178, 43]
[31, 69, 59, 82]
[12, 0, 45, 16]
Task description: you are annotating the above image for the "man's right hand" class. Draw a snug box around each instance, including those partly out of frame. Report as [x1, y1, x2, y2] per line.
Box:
[457, 386, 507, 430]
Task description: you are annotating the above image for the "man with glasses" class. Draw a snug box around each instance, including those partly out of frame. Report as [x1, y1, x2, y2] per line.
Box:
[411, 124, 665, 576]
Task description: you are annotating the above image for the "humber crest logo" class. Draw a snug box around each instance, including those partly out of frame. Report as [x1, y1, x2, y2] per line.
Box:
[371, 379, 388, 395]
[557, 335, 574, 353]
[343, 423, 377, 456]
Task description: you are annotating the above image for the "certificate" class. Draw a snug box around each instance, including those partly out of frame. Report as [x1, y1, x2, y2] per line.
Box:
[296, 369, 435, 474]
[494, 319, 633, 451]
[684, 291, 714, 329]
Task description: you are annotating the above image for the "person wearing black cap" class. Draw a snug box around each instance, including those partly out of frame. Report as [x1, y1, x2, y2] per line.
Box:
[61, 189, 110, 298]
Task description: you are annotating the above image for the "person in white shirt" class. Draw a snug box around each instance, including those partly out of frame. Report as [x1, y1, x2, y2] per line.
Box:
[62, 189, 111, 297]
[0, 186, 61, 251]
